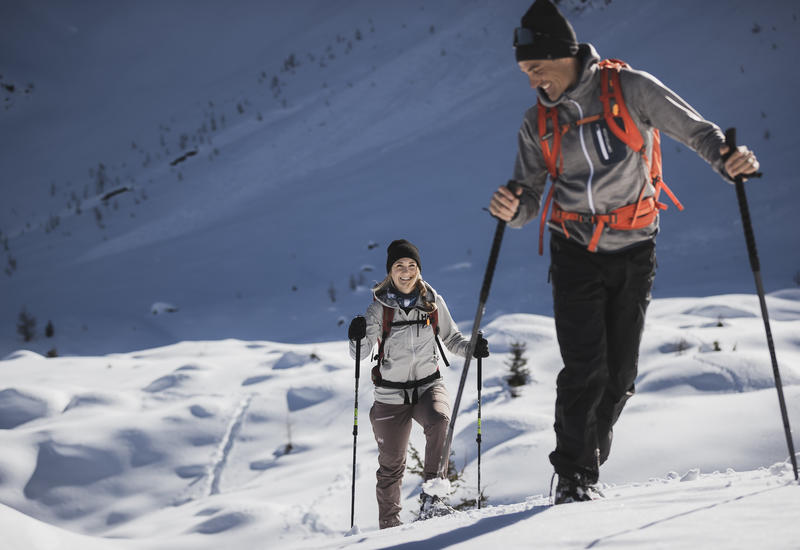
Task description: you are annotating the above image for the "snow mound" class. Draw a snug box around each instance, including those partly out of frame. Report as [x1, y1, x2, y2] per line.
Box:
[142, 373, 192, 393]
[189, 404, 215, 418]
[63, 392, 119, 412]
[114, 429, 165, 468]
[242, 374, 273, 386]
[1, 350, 45, 362]
[682, 304, 756, 319]
[638, 353, 797, 393]
[286, 386, 334, 412]
[273, 351, 311, 370]
[191, 511, 252, 534]
[0, 388, 49, 429]
[23, 441, 125, 504]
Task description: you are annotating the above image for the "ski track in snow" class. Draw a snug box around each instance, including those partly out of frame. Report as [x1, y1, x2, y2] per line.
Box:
[584, 481, 792, 549]
[207, 394, 253, 496]
[690, 354, 747, 393]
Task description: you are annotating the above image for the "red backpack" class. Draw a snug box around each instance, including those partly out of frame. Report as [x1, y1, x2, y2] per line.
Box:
[536, 59, 683, 255]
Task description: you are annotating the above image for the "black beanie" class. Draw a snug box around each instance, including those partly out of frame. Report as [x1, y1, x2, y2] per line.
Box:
[385, 239, 421, 273]
[514, 0, 579, 61]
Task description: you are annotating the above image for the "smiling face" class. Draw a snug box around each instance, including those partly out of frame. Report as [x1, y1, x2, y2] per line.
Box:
[518, 57, 580, 100]
[390, 258, 419, 294]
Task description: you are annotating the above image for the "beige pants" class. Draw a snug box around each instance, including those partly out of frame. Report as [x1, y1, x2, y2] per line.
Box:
[369, 384, 451, 529]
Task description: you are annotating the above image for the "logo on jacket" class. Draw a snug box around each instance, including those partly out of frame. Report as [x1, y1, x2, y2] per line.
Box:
[591, 119, 627, 165]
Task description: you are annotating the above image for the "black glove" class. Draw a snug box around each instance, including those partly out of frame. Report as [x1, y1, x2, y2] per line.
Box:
[472, 336, 489, 359]
[348, 316, 367, 341]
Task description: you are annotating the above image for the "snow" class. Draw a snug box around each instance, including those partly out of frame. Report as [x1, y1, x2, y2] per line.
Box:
[0, 293, 798, 549]
[422, 478, 452, 499]
[2, 0, 800, 548]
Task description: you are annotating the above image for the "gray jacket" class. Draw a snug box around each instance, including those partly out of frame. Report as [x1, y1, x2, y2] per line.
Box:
[349, 281, 470, 405]
[511, 44, 730, 252]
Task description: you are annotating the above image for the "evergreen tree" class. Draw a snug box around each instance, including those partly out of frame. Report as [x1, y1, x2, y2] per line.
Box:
[506, 341, 530, 397]
[16, 308, 36, 342]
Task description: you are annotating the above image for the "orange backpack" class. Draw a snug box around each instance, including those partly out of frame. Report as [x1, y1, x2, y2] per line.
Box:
[536, 59, 683, 254]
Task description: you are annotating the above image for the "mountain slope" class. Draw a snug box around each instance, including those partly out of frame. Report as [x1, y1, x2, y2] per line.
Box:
[1, 0, 798, 357]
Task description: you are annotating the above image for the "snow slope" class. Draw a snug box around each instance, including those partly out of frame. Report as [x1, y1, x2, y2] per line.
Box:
[1, 0, 799, 356]
[2, 1, 800, 548]
[1, 292, 798, 548]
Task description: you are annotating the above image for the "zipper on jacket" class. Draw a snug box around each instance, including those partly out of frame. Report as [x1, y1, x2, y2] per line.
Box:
[568, 98, 596, 214]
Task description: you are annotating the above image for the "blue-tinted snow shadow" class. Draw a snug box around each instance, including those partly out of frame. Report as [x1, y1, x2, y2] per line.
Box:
[376, 505, 549, 550]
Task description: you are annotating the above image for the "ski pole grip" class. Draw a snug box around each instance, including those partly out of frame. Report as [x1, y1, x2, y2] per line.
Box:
[354, 339, 361, 379]
[480, 219, 505, 304]
[725, 128, 761, 273]
[506, 179, 523, 218]
[724, 128, 736, 150]
[476, 331, 483, 389]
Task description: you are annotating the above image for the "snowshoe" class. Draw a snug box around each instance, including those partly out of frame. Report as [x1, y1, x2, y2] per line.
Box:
[416, 491, 456, 521]
[553, 473, 605, 505]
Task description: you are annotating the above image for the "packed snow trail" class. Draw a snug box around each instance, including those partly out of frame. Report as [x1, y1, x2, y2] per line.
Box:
[208, 394, 253, 496]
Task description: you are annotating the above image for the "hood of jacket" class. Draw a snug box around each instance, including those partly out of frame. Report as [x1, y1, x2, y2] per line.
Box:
[537, 43, 601, 109]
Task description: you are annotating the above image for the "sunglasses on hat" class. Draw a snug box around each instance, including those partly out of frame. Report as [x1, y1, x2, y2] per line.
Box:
[513, 27, 543, 48]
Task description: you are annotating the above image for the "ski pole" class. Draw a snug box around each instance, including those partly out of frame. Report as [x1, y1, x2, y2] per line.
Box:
[725, 128, 798, 481]
[350, 336, 361, 527]
[438, 181, 518, 478]
[476, 331, 483, 509]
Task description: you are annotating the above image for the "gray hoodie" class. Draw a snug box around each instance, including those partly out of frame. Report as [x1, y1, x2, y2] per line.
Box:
[349, 281, 470, 405]
[511, 44, 730, 252]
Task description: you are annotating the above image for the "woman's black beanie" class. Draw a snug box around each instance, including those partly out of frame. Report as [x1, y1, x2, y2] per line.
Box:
[386, 239, 421, 273]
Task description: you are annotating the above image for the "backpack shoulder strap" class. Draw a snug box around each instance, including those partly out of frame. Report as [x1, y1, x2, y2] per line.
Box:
[598, 59, 684, 222]
[598, 59, 645, 154]
[537, 101, 562, 181]
[373, 305, 394, 366]
[429, 309, 450, 367]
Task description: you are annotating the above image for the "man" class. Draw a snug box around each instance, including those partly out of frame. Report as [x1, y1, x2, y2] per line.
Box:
[489, 0, 760, 504]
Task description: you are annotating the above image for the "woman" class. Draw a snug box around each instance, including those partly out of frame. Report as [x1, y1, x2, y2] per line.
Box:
[348, 239, 488, 529]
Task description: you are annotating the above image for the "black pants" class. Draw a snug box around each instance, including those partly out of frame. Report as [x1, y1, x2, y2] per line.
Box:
[548, 233, 655, 483]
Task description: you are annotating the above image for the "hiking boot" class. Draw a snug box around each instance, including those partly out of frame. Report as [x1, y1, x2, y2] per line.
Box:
[553, 473, 605, 505]
[379, 516, 403, 530]
[417, 491, 456, 521]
